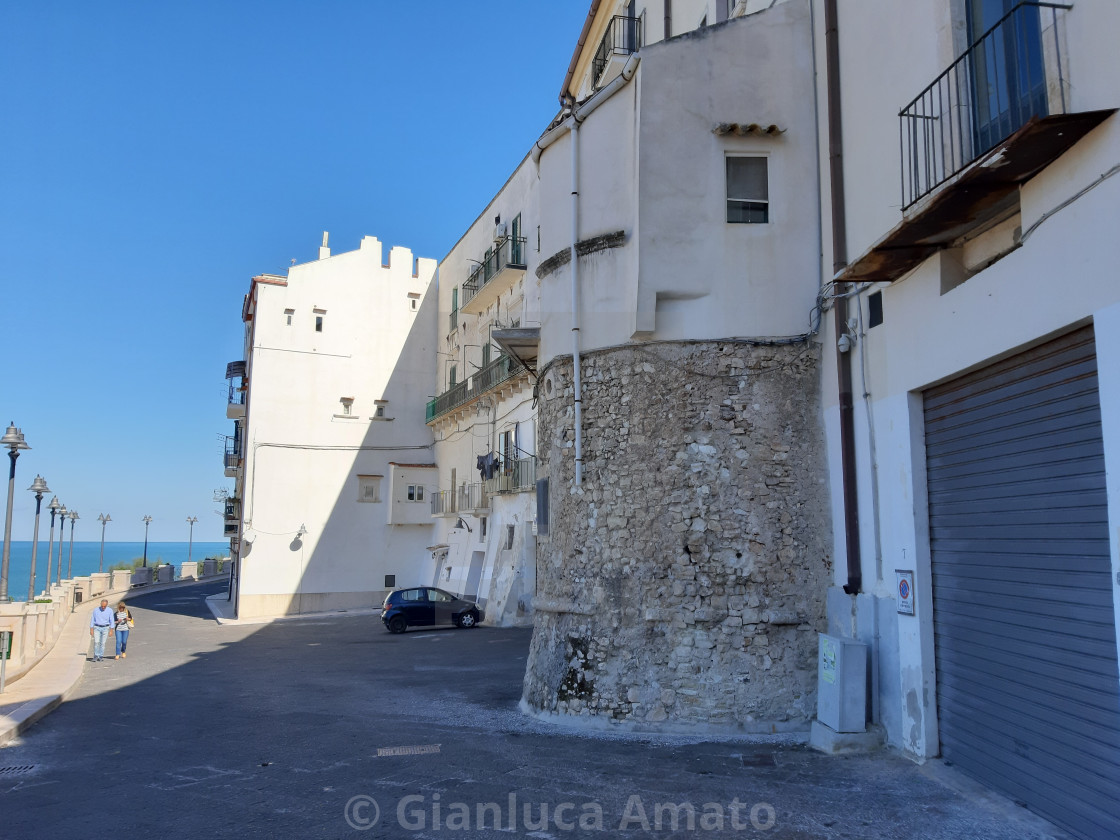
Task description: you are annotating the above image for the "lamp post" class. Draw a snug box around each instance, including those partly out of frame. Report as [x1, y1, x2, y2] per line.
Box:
[142, 515, 152, 567]
[97, 513, 111, 573]
[45, 497, 60, 592]
[54, 503, 68, 587]
[186, 516, 198, 565]
[0, 423, 31, 603]
[66, 510, 79, 579]
[26, 476, 50, 601]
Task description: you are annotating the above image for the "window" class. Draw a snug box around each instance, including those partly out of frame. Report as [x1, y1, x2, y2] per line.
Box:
[401, 588, 425, 602]
[505, 524, 515, 551]
[358, 475, 383, 503]
[384, 574, 396, 588]
[408, 292, 420, 312]
[480, 516, 487, 542]
[449, 364, 457, 388]
[340, 397, 354, 416]
[375, 405, 385, 417]
[536, 477, 549, 536]
[868, 292, 884, 328]
[726, 157, 769, 223]
[407, 484, 425, 502]
[482, 341, 492, 368]
[428, 589, 452, 603]
[284, 308, 293, 326]
[315, 316, 323, 332]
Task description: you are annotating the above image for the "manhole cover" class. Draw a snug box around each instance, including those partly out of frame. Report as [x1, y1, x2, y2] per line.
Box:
[0, 765, 37, 776]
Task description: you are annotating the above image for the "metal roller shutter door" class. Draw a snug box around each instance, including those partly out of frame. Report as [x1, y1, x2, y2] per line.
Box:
[924, 325, 1120, 840]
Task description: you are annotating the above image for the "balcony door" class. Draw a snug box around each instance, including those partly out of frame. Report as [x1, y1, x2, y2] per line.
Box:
[968, 0, 1047, 155]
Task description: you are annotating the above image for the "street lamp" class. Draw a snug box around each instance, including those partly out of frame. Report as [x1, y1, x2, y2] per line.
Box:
[26, 476, 50, 602]
[54, 503, 68, 587]
[45, 497, 60, 592]
[97, 513, 111, 573]
[142, 515, 152, 567]
[66, 510, 79, 579]
[186, 516, 198, 564]
[0, 422, 31, 603]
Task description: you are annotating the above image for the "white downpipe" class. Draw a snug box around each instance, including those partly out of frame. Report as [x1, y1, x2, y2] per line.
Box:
[570, 120, 584, 486]
[531, 53, 641, 168]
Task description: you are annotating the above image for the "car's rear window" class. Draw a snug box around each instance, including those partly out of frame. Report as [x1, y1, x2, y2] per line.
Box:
[400, 588, 425, 602]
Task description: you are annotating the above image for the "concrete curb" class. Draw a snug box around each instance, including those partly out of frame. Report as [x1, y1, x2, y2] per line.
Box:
[0, 577, 225, 747]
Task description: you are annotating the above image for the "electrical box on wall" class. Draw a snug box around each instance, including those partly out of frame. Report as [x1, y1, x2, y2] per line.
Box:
[817, 634, 868, 733]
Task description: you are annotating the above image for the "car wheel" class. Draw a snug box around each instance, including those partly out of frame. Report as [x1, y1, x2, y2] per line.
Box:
[388, 615, 407, 634]
[457, 611, 478, 629]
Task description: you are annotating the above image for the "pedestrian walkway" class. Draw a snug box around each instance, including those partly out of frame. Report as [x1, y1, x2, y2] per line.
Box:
[0, 577, 221, 746]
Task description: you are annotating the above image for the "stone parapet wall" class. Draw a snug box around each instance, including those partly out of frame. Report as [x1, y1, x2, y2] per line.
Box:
[524, 340, 831, 730]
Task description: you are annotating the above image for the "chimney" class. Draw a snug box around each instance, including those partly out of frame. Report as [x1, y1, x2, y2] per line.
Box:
[319, 231, 330, 260]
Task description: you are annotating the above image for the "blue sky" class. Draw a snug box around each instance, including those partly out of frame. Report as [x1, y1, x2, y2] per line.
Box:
[0, 1, 588, 542]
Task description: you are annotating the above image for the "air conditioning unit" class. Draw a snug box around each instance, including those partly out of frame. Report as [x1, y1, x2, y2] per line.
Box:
[493, 221, 507, 242]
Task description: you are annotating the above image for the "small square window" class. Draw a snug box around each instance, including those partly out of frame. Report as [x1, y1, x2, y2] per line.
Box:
[407, 484, 425, 502]
[727, 157, 769, 223]
[340, 398, 353, 416]
[358, 475, 382, 503]
[375, 405, 385, 417]
[284, 308, 294, 326]
[384, 574, 396, 588]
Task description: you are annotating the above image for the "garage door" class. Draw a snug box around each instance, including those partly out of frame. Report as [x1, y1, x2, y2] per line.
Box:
[924, 325, 1120, 840]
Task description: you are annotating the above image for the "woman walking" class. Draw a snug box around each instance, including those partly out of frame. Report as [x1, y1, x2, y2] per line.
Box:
[114, 600, 134, 659]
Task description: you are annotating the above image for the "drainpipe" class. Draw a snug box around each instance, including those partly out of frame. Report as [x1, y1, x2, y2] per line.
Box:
[531, 53, 641, 486]
[824, 0, 861, 595]
[570, 120, 585, 485]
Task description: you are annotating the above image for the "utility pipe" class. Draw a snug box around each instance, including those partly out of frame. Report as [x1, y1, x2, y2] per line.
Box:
[532, 52, 641, 486]
[824, 0, 861, 595]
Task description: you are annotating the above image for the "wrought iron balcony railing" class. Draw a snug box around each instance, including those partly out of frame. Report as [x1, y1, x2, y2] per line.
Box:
[223, 435, 241, 469]
[426, 353, 525, 423]
[484, 456, 537, 495]
[430, 483, 490, 516]
[592, 14, 641, 89]
[449, 307, 459, 333]
[900, 2, 1070, 209]
[461, 236, 527, 310]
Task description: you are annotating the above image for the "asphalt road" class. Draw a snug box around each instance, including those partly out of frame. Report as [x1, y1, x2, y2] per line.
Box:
[0, 581, 1064, 840]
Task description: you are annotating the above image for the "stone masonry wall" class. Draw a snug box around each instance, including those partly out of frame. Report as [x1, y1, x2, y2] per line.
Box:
[523, 340, 832, 730]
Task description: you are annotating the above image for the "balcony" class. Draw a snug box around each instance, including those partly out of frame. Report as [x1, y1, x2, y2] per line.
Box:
[841, 2, 1114, 284]
[224, 497, 241, 522]
[484, 456, 537, 496]
[426, 353, 526, 424]
[226, 360, 246, 419]
[592, 14, 641, 90]
[223, 520, 239, 537]
[430, 483, 490, 518]
[223, 435, 242, 477]
[460, 235, 527, 316]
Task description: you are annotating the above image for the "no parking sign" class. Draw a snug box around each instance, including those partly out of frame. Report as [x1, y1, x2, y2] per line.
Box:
[896, 570, 915, 615]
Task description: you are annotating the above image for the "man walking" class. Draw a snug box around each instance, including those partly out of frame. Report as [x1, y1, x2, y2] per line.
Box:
[89, 598, 114, 662]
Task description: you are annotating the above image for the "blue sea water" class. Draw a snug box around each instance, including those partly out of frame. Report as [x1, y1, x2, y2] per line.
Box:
[1, 541, 230, 602]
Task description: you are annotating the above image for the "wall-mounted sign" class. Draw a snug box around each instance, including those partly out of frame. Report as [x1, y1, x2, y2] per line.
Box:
[896, 570, 915, 615]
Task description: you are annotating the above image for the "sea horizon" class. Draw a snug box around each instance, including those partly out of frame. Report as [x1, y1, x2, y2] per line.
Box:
[1, 541, 230, 602]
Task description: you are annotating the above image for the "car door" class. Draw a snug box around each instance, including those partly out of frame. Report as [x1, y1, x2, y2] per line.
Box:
[400, 588, 434, 626]
[428, 588, 455, 626]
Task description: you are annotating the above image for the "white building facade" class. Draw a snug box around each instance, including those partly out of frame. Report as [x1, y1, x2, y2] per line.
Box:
[226, 234, 438, 619]
[426, 158, 541, 626]
[517, 0, 835, 731]
[812, 0, 1120, 836]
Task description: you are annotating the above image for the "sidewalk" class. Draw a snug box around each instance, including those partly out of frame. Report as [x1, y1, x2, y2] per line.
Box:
[0, 577, 219, 746]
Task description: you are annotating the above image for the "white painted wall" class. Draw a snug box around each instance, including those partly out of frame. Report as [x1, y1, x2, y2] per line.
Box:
[237, 236, 438, 618]
[538, 3, 822, 367]
[814, 0, 1120, 757]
